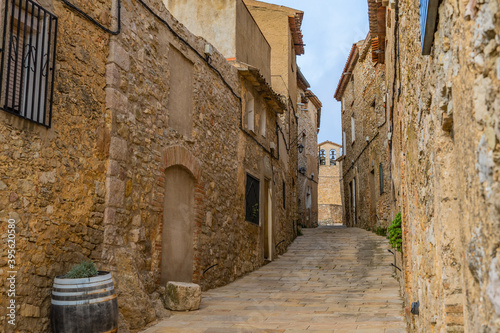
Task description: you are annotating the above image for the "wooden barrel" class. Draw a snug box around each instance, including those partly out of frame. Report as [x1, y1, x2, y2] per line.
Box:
[51, 271, 118, 333]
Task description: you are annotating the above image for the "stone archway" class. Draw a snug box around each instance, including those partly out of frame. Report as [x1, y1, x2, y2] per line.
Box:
[161, 165, 195, 284]
[160, 146, 202, 284]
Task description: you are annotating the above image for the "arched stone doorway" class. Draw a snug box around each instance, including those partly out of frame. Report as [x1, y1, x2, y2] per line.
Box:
[161, 165, 195, 284]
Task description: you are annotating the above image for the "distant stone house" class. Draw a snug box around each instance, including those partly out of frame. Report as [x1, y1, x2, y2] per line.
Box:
[243, 0, 306, 234]
[296, 68, 321, 228]
[334, 34, 392, 230]
[164, 0, 302, 260]
[0, 0, 304, 331]
[317, 141, 343, 225]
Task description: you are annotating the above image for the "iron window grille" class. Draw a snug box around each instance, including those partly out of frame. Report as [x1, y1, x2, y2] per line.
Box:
[245, 174, 260, 225]
[0, 0, 58, 127]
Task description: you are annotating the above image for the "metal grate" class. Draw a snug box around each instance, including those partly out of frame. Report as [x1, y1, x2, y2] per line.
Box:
[0, 0, 58, 127]
[245, 174, 260, 225]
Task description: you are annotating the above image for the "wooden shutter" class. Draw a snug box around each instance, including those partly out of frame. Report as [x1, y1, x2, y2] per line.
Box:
[420, 0, 439, 55]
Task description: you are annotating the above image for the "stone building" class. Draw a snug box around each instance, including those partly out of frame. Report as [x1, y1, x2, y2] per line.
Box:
[243, 0, 306, 234]
[0, 0, 305, 331]
[334, 35, 392, 231]
[335, 0, 500, 331]
[317, 141, 343, 225]
[297, 68, 321, 228]
[164, 0, 307, 259]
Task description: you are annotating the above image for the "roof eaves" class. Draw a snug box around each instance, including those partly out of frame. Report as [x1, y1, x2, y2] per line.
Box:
[289, 13, 305, 55]
[305, 90, 322, 110]
[232, 61, 287, 113]
[297, 67, 310, 90]
[333, 44, 359, 101]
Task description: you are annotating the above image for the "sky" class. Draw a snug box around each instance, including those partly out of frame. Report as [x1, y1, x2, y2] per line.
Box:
[263, 0, 369, 146]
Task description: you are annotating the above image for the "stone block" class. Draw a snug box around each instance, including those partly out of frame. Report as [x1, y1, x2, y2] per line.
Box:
[164, 281, 201, 311]
[109, 136, 128, 161]
[105, 177, 125, 207]
[109, 40, 130, 71]
[105, 87, 129, 113]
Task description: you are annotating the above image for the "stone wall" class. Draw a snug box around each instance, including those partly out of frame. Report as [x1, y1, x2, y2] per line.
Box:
[297, 91, 320, 228]
[317, 141, 343, 226]
[337, 39, 392, 231]
[0, 0, 112, 331]
[318, 204, 342, 225]
[0, 0, 298, 331]
[383, 0, 500, 331]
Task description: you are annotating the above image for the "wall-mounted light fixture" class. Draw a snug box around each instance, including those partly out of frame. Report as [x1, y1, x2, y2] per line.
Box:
[298, 167, 306, 175]
[297, 143, 304, 154]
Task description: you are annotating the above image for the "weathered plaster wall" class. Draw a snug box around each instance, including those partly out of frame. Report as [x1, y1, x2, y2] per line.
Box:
[244, 0, 298, 108]
[163, 0, 237, 58]
[164, 0, 272, 82]
[235, 0, 272, 82]
[385, 0, 500, 331]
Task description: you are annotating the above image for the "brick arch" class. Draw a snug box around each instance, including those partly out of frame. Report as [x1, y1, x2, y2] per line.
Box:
[164, 146, 202, 181]
[159, 145, 204, 285]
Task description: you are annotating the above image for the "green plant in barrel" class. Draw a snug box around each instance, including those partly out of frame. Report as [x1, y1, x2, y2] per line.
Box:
[52, 260, 118, 332]
[65, 260, 98, 279]
[388, 212, 402, 252]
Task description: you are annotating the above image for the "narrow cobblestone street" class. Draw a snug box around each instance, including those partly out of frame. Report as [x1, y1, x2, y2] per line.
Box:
[142, 226, 406, 333]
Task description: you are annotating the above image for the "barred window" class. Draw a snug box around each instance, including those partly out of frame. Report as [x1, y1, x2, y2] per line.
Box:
[0, 0, 58, 127]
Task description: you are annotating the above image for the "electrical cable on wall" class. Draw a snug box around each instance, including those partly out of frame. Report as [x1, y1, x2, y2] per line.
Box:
[60, 0, 239, 100]
[60, 0, 121, 35]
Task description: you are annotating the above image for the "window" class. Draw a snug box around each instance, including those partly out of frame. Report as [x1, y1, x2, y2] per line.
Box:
[245, 174, 260, 224]
[420, 0, 439, 55]
[246, 92, 255, 132]
[379, 163, 384, 195]
[0, 0, 58, 127]
[351, 116, 355, 143]
[319, 149, 326, 165]
[330, 149, 336, 165]
[260, 108, 266, 137]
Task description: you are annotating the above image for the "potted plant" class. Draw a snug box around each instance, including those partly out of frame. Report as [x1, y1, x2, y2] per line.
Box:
[51, 261, 118, 333]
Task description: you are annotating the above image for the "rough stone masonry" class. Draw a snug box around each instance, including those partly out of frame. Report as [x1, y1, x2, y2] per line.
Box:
[0, 0, 299, 331]
[365, 0, 500, 331]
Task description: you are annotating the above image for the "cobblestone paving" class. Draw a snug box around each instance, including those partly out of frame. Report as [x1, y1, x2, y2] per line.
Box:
[142, 226, 407, 332]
